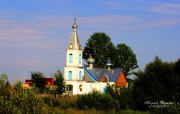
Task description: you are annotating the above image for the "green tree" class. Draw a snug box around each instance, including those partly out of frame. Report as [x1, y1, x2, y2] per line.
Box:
[83, 32, 138, 76]
[114, 43, 138, 76]
[53, 70, 65, 94]
[83, 32, 116, 68]
[30, 71, 46, 90]
[0, 74, 11, 97]
[132, 57, 180, 111]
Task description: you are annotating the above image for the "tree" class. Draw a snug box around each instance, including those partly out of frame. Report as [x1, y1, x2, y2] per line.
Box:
[114, 43, 138, 76]
[0, 73, 11, 97]
[132, 57, 180, 110]
[83, 32, 138, 76]
[53, 70, 65, 94]
[30, 71, 46, 90]
[83, 32, 116, 68]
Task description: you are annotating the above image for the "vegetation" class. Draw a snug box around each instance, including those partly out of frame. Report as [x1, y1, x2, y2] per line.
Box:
[0, 74, 53, 114]
[115, 43, 138, 76]
[30, 71, 46, 90]
[83, 32, 138, 76]
[83, 32, 115, 68]
[77, 89, 116, 111]
[53, 69, 65, 95]
[132, 57, 180, 112]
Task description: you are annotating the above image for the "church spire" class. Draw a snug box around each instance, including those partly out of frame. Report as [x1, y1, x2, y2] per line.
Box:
[67, 18, 81, 50]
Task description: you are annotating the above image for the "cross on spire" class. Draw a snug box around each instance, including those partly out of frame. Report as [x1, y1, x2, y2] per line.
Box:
[72, 18, 78, 30]
[74, 18, 76, 25]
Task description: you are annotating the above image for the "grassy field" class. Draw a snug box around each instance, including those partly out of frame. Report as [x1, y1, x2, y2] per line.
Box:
[53, 108, 149, 114]
[42, 94, 149, 114]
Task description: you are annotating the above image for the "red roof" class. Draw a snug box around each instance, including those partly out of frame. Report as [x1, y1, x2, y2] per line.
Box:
[25, 79, 33, 84]
[45, 78, 53, 86]
[25, 78, 54, 86]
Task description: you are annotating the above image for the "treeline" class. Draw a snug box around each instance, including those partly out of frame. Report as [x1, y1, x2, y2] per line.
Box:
[118, 57, 180, 113]
[76, 57, 179, 113]
[0, 57, 179, 113]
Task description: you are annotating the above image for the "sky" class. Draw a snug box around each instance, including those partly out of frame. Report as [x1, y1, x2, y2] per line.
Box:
[0, 0, 180, 82]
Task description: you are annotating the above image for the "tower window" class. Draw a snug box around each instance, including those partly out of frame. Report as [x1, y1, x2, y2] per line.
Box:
[78, 54, 82, 63]
[69, 53, 73, 63]
[79, 71, 82, 80]
[68, 71, 72, 80]
[69, 44, 73, 49]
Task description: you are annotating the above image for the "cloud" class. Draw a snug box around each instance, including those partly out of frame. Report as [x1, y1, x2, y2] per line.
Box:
[2, 59, 44, 67]
[104, 1, 126, 10]
[149, 3, 180, 15]
[128, 18, 180, 30]
[77, 15, 180, 32]
[0, 13, 179, 50]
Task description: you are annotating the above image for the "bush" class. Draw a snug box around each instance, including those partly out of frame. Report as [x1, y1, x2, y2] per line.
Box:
[0, 75, 53, 114]
[76, 90, 116, 111]
[43, 95, 77, 109]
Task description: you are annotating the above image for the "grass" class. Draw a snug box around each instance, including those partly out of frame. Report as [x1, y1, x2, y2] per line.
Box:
[53, 108, 149, 114]
[42, 94, 149, 114]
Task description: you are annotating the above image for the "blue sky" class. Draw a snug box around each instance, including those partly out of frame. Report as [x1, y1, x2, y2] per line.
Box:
[0, 0, 180, 82]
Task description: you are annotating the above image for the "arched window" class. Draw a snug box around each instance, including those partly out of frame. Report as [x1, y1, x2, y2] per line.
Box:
[79, 71, 82, 80]
[68, 71, 72, 80]
[78, 54, 82, 63]
[69, 53, 73, 63]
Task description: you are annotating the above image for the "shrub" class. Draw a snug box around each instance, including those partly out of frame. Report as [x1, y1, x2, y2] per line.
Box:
[43, 95, 77, 109]
[76, 90, 116, 111]
[0, 74, 54, 114]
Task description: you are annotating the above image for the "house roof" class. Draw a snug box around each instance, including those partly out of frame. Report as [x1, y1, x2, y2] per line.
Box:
[84, 67, 123, 82]
[25, 78, 53, 86]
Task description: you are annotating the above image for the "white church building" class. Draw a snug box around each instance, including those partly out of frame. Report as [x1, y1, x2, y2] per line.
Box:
[64, 18, 128, 95]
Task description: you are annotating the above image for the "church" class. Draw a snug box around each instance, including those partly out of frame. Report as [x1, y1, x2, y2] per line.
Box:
[64, 18, 128, 95]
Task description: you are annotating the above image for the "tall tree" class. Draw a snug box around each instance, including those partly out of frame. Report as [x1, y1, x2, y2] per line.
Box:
[132, 57, 180, 110]
[114, 43, 138, 76]
[83, 32, 116, 68]
[53, 70, 65, 94]
[83, 32, 138, 76]
[30, 71, 46, 90]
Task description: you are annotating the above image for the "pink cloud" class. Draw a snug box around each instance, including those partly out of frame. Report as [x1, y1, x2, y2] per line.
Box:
[2, 59, 44, 67]
[0, 33, 45, 41]
[0, 13, 179, 46]
[128, 18, 180, 30]
[150, 3, 180, 15]
[79, 15, 139, 26]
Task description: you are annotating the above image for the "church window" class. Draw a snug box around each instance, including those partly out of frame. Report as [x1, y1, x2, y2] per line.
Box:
[79, 71, 82, 80]
[102, 87, 106, 94]
[78, 54, 82, 63]
[69, 54, 73, 63]
[69, 44, 73, 49]
[68, 71, 72, 80]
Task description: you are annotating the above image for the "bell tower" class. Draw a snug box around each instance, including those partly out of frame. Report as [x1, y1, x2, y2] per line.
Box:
[64, 18, 84, 81]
